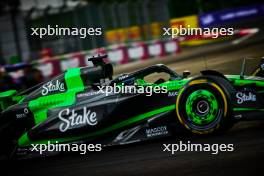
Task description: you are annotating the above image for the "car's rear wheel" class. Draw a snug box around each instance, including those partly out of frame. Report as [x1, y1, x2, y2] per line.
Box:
[176, 76, 235, 134]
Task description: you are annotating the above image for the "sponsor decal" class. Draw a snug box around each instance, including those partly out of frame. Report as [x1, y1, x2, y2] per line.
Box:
[77, 91, 102, 98]
[146, 126, 168, 138]
[236, 92, 256, 104]
[16, 108, 29, 119]
[199, 4, 264, 27]
[200, 14, 215, 26]
[168, 91, 178, 97]
[42, 80, 65, 96]
[118, 74, 129, 81]
[58, 107, 98, 132]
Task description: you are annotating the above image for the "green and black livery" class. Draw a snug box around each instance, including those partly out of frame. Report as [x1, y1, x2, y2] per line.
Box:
[1, 55, 264, 159]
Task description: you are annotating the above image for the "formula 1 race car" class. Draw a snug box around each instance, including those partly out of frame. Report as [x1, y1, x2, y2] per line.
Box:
[1, 55, 264, 159]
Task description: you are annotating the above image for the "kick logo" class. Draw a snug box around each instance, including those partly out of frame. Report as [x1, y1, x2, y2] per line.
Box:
[58, 107, 98, 132]
[42, 80, 65, 96]
[236, 92, 256, 104]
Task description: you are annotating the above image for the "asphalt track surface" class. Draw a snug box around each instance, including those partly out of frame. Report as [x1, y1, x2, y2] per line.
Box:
[3, 33, 264, 176]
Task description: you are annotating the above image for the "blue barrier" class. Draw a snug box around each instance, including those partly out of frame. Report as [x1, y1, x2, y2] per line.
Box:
[199, 4, 264, 27]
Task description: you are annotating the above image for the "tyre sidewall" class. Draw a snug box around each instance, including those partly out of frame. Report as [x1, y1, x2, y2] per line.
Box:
[176, 76, 233, 134]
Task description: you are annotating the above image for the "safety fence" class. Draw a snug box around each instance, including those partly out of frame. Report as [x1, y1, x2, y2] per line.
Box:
[8, 3, 262, 79]
[35, 38, 180, 78]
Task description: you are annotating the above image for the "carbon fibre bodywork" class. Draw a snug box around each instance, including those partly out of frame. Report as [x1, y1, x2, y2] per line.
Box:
[1, 56, 264, 158]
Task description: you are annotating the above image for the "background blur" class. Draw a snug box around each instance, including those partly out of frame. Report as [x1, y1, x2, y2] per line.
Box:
[0, 0, 264, 91]
[2, 1, 264, 176]
[0, 0, 263, 63]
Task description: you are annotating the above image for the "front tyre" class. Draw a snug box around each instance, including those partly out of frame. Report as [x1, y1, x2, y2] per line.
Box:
[176, 76, 234, 134]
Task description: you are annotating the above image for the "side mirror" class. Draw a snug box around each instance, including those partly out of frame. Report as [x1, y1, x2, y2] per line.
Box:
[182, 70, 191, 78]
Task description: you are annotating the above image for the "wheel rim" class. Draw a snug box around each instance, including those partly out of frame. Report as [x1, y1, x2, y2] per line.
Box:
[185, 89, 219, 125]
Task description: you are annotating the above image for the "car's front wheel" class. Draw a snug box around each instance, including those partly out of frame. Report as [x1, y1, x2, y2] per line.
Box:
[176, 76, 234, 134]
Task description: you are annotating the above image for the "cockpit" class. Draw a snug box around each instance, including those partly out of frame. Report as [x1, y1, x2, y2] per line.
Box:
[110, 64, 181, 86]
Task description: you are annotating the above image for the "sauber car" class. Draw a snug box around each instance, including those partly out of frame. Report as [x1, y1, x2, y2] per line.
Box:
[0, 55, 264, 159]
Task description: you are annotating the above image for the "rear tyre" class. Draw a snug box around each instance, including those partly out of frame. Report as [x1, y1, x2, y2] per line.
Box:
[176, 76, 235, 134]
